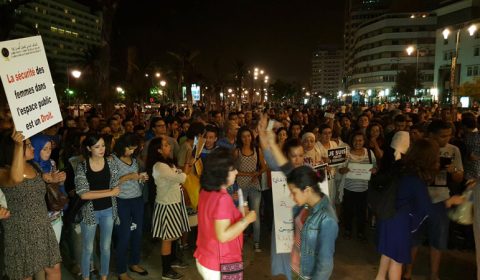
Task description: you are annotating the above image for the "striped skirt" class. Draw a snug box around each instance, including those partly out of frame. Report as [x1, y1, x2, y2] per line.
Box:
[152, 201, 190, 240]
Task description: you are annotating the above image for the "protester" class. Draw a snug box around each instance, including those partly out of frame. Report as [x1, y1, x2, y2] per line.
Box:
[147, 137, 190, 280]
[0, 131, 62, 280]
[194, 148, 257, 280]
[75, 133, 121, 280]
[112, 134, 149, 280]
[287, 166, 338, 279]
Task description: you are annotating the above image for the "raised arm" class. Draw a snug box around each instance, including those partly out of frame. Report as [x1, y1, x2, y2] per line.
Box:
[257, 113, 288, 167]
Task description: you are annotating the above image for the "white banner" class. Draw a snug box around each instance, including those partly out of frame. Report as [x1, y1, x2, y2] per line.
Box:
[0, 36, 62, 138]
[271, 171, 294, 254]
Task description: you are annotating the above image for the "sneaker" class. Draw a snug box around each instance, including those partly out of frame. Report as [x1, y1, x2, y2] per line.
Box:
[254, 242, 262, 253]
[162, 269, 183, 280]
[171, 259, 189, 269]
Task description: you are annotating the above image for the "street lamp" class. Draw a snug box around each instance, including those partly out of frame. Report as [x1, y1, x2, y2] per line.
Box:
[442, 23, 478, 104]
[406, 45, 428, 98]
[160, 80, 167, 87]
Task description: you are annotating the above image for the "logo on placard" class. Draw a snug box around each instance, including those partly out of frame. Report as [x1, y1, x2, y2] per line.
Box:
[1, 48, 9, 61]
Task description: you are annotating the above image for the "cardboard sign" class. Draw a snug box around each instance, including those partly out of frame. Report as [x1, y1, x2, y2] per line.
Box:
[327, 147, 347, 166]
[345, 163, 373, 181]
[271, 171, 294, 254]
[0, 36, 62, 138]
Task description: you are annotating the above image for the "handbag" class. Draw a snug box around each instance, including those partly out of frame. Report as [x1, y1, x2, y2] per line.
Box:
[45, 182, 69, 211]
[220, 262, 244, 280]
[217, 195, 244, 280]
[63, 193, 86, 224]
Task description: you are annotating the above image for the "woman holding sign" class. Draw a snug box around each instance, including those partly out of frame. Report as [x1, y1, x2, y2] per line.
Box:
[338, 131, 377, 241]
[315, 124, 340, 204]
[0, 130, 62, 280]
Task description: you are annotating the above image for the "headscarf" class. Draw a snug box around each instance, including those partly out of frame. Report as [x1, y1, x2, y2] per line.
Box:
[30, 133, 53, 173]
[390, 131, 410, 161]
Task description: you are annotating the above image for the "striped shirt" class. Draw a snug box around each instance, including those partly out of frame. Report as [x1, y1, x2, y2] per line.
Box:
[344, 148, 376, 192]
[112, 155, 142, 199]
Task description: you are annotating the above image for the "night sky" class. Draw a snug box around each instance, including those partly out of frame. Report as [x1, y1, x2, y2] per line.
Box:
[112, 0, 346, 84]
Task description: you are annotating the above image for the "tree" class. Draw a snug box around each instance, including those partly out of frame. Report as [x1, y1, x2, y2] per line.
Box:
[393, 65, 421, 100]
[268, 80, 301, 103]
[458, 78, 480, 98]
[167, 49, 200, 105]
[96, 0, 119, 116]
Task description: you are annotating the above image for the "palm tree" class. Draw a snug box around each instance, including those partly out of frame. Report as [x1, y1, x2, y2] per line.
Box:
[233, 59, 247, 104]
[167, 49, 200, 105]
[96, 0, 119, 116]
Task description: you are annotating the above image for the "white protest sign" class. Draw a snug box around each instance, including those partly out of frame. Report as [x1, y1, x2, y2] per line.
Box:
[271, 171, 294, 254]
[0, 36, 62, 138]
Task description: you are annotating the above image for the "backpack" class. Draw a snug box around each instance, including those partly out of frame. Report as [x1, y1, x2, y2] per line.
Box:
[367, 168, 400, 221]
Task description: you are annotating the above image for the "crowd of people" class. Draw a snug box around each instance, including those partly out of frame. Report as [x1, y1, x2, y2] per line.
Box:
[0, 101, 479, 280]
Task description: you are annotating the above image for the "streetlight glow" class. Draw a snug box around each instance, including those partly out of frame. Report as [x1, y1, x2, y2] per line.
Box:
[71, 70, 82, 79]
[155, 72, 161, 78]
[260, 70, 264, 75]
[406, 46, 415, 56]
[468, 24, 477, 36]
[145, 73, 149, 77]
[160, 80, 166, 87]
[228, 88, 233, 93]
[442, 28, 450, 40]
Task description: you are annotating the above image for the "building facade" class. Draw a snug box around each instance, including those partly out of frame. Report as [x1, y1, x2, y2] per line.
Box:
[311, 48, 344, 97]
[346, 13, 437, 102]
[6, 0, 102, 77]
[432, 0, 480, 104]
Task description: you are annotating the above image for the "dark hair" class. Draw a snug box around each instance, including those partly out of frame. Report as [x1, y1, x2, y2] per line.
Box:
[134, 124, 145, 132]
[186, 122, 206, 140]
[101, 134, 113, 156]
[394, 114, 406, 123]
[402, 139, 439, 183]
[276, 127, 288, 142]
[286, 166, 324, 194]
[82, 133, 104, 159]
[122, 118, 133, 127]
[200, 147, 235, 191]
[461, 112, 477, 129]
[282, 138, 302, 157]
[349, 130, 367, 147]
[146, 137, 174, 171]
[236, 126, 255, 150]
[318, 123, 331, 134]
[113, 133, 140, 157]
[0, 131, 15, 167]
[427, 119, 451, 134]
[149, 116, 164, 130]
[366, 122, 384, 141]
[205, 124, 218, 137]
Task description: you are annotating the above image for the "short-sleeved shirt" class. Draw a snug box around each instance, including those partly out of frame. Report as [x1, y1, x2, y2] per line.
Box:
[428, 143, 463, 203]
[194, 188, 243, 271]
[112, 155, 142, 199]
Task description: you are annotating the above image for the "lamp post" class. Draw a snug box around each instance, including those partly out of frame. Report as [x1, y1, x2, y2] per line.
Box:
[406, 45, 420, 97]
[442, 23, 478, 105]
[66, 69, 81, 106]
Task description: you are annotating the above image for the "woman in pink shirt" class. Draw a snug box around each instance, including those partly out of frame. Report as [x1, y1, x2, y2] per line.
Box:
[194, 148, 257, 280]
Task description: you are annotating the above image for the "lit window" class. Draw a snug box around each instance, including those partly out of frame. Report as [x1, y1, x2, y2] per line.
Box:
[72, 18, 76, 23]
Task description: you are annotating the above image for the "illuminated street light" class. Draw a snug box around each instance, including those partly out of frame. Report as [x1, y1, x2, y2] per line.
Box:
[442, 28, 450, 40]
[155, 72, 161, 78]
[228, 88, 233, 93]
[160, 80, 167, 87]
[71, 70, 82, 79]
[406, 46, 415, 56]
[468, 24, 478, 36]
[145, 73, 149, 77]
[260, 70, 264, 75]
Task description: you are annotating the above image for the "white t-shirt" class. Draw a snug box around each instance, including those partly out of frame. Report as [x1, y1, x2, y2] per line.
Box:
[428, 143, 463, 203]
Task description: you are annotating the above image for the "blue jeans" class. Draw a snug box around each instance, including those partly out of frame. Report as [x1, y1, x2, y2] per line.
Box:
[81, 207, 114, 278]
[242, 187, 262, 243]
[115, 197, 144, 274]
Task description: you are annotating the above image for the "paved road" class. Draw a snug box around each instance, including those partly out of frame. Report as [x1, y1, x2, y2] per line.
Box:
[63, 227, 476, 280]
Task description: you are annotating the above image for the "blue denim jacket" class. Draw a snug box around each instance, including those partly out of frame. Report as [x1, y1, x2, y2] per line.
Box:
[294, 196, 338, 280]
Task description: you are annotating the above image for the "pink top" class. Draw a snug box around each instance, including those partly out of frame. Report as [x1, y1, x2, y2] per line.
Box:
[194, 188, 244, 271]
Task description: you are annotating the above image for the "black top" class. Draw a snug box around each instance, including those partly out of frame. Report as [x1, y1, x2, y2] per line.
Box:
[86, 159, 112, 211]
